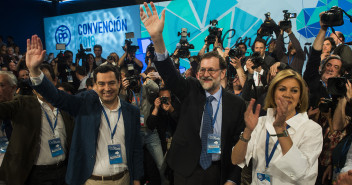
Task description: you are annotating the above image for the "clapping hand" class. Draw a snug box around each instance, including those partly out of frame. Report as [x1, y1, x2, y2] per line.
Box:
[26, 35, 46, 77]
[274, 96, 289, 128]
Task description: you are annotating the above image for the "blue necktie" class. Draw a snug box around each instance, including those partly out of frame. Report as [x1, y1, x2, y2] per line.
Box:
[199, 95, 215, 170]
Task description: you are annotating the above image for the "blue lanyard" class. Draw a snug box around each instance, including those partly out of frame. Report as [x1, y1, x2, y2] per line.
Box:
[42, 108, 59, 135]
[101, 107, 122, 140]
[265, 125, 290, 168]
[321, 80, 332, 98]
[132, 88, 143, 108]
[205, 88, 222, 129]
[288, 55, 294, 66]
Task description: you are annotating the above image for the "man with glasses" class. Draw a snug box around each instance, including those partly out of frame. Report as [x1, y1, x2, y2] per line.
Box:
[140, 2, 245, 185]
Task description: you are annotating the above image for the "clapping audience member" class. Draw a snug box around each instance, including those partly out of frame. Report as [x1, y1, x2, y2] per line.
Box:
[232, 69, 323, 184]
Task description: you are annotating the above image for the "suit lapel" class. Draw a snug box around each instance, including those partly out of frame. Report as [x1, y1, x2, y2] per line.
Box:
[121, 100, 131, 158]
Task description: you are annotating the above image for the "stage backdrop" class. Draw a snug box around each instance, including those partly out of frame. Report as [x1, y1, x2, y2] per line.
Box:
[44, 0, 352, 72]
[44, 4, 141, 64]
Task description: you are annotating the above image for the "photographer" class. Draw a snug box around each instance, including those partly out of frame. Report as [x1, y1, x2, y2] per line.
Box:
[330, 31, 352, 66]
[93, 44, 106, 66]
[118, 44, 143, 73]
[57, 50, 80, 93]
[273, 21, 305, 74]
[101, 52, 119, 66]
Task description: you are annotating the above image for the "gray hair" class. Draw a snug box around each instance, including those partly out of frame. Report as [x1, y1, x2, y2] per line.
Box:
[0, 71, 17, 86]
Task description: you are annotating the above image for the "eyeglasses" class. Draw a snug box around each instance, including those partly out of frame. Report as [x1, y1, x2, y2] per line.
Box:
[198, 68, 221, 75]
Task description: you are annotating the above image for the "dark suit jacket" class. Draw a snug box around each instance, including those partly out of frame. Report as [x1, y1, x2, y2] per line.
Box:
[0, 95, 74, 185]
[154, 57, 246, 184]
[32, 76, 143, 185]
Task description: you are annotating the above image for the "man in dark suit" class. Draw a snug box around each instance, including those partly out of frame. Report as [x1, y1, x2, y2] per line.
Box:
[0, 64, 75, 185]
[140, 3, 246, 185]
[26, 35, 143, 185]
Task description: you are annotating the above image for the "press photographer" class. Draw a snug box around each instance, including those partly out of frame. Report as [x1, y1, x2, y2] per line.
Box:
[257, 12, 280, 38]
[272, 11, 305, 74]
[101, 52, 119, 66]
[118, 32, 143, 72]
[145, 42, 156, 68]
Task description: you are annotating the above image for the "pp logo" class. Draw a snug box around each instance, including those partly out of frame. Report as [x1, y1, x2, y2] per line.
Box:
[55, 25, 71, 46]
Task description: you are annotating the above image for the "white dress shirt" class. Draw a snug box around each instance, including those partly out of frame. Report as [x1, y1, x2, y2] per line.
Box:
[239, 108, 323, 185]
[92, 98, 128, 176]
[341, 144, 352, 173]
[35, 98, 67, 165]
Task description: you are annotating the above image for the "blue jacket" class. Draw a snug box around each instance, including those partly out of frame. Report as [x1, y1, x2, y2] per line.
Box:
[32, 76, 143, 185]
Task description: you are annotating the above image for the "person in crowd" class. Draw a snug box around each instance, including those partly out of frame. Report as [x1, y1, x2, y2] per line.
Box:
[232, 69, 323, 184]
[57, 50, 80, 92]
[272, 22, 305, 74]
[141, 3, 246, 184]
[83, 53, 98, 78]
[93, 44, 106, 66]
[75, 66, 89, 91]
[26, 35, 143, 185]
[56, 82, 76, 95]
[17, 68, 29, 80]
[6, 36, 15, 48]
[85, 77, 94, 90]
[7, 46, 19, 63]
[0, 64, 75, 185]
[102, 52, 119, 66]
[329, 31, 352, 65]
[118, 44, 143, 74]
[13, 45, 22, 60]
[0, 36, 5, 48]
[321, 37, 336, 61]
[8, 61, 17, 77]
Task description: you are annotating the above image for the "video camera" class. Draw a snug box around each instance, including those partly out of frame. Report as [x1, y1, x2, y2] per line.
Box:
[206, 20, 222, 45]
[228, 47, 244, 59]
[176, 28, 194, 58]
[250, 52, 264, 69]
[125, 64, 140, 89]
[123, 32, 139, 54]
[280, 10, 297, 31]
[321, 6, 345, 27]
[260, 12, 277, 36]
[160, 96, 169, 105]
[327, 75, 352, 97]
[76, 44, 91, 62]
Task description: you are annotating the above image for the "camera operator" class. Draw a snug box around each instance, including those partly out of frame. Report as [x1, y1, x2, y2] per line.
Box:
[101, 52, 119, 66]
[57, 50, 80, 93]
[321, 37, 336, 62]
[273, 21, 305, 74]
[118, 44, 143, 73]
[93, 44, 106, 66]
[246, 38, 276, 70]
[147, 87, 180, 153]
[330, 31, 352, 66]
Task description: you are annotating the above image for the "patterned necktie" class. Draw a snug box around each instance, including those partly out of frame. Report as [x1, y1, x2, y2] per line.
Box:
[199, 95, 215, 170]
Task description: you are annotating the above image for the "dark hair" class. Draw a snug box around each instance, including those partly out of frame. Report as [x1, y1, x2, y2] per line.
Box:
[324, 37, 336, 52]
[251, 38, 266, 51]
[337, 32, 345, 42]
[76, 66, 87, 76]
[93, 65, 121, 83]
[93, 45, 102, 51]
[40, 64, 56, 81]
[84, 53, 97, 72]
[144, 67, 157, 75]
[56, 82, 75, 94]
[64, 50, 73, 56]
[199, 51, 227, 70]
[236, 42, 247, 50]
[86, 77, 93, 87]
[321, 55, 345, 76]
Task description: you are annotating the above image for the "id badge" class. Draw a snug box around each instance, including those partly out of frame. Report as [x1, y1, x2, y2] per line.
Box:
[140, 115, 144, 127]
[0, 136, 8, 154]
[207, 134, 221, 154]
[48, 138, 64, 157]
[67, 75, 73, 83]
[108, 144, 123, 164]
[257, 173, 271, 185]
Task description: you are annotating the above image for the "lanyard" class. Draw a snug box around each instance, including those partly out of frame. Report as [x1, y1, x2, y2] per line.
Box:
[42, 107, 59, 135]
[265, 125, 290, 168]
[320, 80, 332, 98]
[132, 87, 143, 108]
[205, 88, 223, 129]
[288, 55, 294, 66]
[101, 107, 122, 140]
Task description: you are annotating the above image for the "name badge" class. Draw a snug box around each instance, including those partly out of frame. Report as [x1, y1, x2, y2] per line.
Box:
[108, 144, 123, 164]
[67, 75, 73, 83]
[257, 173, 271, 185]
[0, 136, 8, 154]
[207, 134, 221, 154]
[48, 138, 64, 157]
[140, 115, 144, 127]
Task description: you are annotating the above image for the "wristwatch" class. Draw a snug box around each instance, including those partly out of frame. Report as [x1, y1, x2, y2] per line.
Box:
[270, 130, 289, 137]
[239, 132, 250, 142]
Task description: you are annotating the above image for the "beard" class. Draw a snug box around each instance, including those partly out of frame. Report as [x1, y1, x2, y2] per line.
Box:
[199, 76, 221, 93]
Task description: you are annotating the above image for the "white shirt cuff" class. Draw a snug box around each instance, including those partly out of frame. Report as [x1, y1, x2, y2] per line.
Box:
[155, 50, 169, 61]
[30, 72, 44, 86]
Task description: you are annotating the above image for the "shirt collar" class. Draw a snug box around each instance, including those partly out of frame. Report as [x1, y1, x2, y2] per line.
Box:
[99, 97, 121, 112]
[37, 96, 57, 111]
[205, 86, 222, 102]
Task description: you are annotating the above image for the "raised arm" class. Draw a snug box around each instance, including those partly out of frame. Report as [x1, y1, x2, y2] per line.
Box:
[26, 35, 46, 77]
[313, 12, 328, 51]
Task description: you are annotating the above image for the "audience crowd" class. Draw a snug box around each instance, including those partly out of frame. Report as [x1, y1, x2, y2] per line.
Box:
[0, 2, 352, 185]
